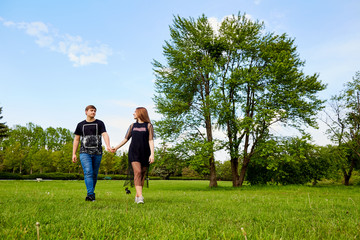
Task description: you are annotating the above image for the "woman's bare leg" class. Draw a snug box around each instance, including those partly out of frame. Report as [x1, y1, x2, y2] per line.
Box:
[132, 162, 145, 197]
[140, 166, 147, 187]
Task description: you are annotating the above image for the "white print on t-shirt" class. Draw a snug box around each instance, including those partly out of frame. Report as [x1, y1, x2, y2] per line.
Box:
[82, 123, 99, 149]
[133, 127, 146, 132]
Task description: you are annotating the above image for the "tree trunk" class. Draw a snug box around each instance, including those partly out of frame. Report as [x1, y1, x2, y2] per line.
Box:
[343, 165, 354, 186]
[204, 94, 217, 187]
[231, 158, 240, 187]
[344, 174, 351, 186]
[239, 156, 250, 187]
[209, 154, 217, 187]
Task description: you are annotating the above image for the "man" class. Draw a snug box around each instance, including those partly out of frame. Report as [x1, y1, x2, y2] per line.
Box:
[72, 105, 111, 201]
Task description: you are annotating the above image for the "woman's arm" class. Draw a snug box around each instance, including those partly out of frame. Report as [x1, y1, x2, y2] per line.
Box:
[112, 124, 133, 152]
[113, 138, 129, 152]
[149, 139, 154, 164]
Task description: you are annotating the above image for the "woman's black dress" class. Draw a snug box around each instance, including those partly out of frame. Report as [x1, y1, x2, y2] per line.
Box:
[124, 122, 154, 186]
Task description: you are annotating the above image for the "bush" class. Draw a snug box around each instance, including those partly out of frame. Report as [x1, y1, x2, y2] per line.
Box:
[168, 176, 206, 180]
[148, 176, 162, 180]
[0, 172, 23, 179]
[246, 161, 274, 185]
[350, 170, 360, 185]
[98, 174, 127, 180]
[215, 161, 232, 181]
[181, 167, 201, 178]
[26, 173, 83, 180]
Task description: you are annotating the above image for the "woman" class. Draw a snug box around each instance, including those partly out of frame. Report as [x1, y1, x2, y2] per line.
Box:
[112, 107, 154, 204]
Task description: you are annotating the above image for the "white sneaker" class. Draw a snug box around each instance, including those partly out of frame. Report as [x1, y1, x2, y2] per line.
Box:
[137, 196, 144, 204]
[134, 196, 138, 203]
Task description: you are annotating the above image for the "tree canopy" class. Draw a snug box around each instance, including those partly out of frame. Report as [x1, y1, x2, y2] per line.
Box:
[153, 13, 326, 186]
[323, 71, 360, 185]
[0, 107, 8, 140]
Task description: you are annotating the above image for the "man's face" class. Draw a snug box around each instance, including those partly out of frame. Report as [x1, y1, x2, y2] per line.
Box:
[86, 108, 96, 118]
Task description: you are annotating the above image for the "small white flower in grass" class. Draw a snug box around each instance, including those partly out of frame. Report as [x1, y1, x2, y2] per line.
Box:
[36, 222, 40, 240]
[241, 227, 247, 240]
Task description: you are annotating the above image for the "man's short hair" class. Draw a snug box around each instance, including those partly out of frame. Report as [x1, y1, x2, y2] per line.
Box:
[85, 105, 97, 111]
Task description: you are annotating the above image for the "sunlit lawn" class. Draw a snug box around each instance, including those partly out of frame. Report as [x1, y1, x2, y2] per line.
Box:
[0, 180, 359, 239]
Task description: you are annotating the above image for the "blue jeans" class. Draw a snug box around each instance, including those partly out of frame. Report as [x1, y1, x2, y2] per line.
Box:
[80, 153, 102, 197]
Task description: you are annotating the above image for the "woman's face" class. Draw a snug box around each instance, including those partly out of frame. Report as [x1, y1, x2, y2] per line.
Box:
[133, 111, 138, 120]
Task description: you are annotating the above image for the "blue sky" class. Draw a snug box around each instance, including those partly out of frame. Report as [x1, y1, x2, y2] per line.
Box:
[1, 0, 360, 160]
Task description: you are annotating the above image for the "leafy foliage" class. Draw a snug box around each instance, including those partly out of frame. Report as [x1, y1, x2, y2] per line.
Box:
[154, 13, 325, 187]
[153, 14, 222, 186]
[246, 136, 335, 185]
[323, 71, 360, 185]
[0, 107, 8, 140]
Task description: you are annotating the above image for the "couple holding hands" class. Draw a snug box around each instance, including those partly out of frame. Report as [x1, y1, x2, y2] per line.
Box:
[72, 105, 154, 204]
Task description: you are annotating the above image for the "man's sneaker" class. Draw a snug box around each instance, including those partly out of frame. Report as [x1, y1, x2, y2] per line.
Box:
[137, 196, 144, 204]
[85, 195, 95, 202]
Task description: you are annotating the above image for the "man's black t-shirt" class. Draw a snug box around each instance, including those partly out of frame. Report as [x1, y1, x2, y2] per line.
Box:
[74, 119, 106, 155]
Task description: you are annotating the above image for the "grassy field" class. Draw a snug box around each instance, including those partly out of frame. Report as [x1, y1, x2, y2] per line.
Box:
[0, 180, 359, 240]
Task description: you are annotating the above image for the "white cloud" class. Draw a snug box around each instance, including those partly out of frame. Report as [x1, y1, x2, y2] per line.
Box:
[208, 17, 221, 35]
[23, 21, 48, 36]
[254, 0, 261, 5]
[208, 14, 253, 35]
[1, 18, 112, 67]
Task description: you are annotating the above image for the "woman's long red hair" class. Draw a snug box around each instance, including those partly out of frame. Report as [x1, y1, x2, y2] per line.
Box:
[136, 107, 151, 123]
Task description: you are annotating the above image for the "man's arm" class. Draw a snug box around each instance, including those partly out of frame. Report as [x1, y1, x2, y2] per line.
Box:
[72, 135, 80, 163]
[102, 132, 111, 152]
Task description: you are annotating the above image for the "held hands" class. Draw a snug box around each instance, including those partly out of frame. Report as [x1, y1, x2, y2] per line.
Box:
[109, 147, 117, 153]
[106, 145, 117, 153]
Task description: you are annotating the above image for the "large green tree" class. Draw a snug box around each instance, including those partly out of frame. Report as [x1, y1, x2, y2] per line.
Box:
[0, 106, 8, 140]
[323, 71, 360, 185]
[215, 14, 326, 186]
[154, 13, 325, 187]
[153, 15, 221, 187]
[0, 106, 8, 171]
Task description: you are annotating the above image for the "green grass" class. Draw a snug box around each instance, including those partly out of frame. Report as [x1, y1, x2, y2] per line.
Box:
[0, 180, 359, 239]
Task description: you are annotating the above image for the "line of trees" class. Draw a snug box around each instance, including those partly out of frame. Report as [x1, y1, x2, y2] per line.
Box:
[0, 122, 75, 174]
[0, 123, 128, 175]
[0, 117, 358, 185]
[0, 107, 8, 139]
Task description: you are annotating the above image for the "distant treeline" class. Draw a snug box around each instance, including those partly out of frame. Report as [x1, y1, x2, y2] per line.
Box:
[0, 122, 359, 185]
